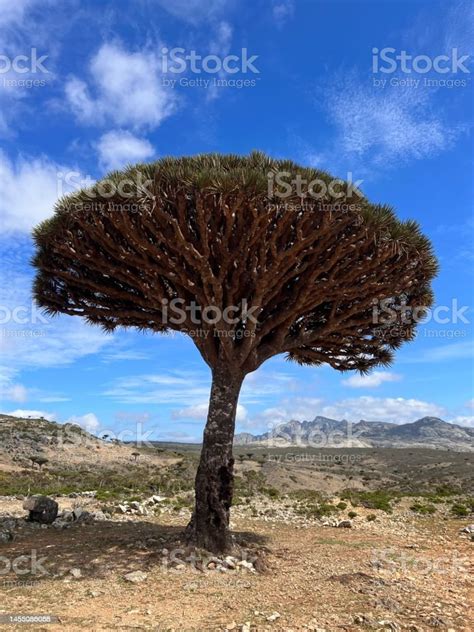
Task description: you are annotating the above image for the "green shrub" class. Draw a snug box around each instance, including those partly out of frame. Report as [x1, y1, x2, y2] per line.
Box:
[337, 501, 347, 510]
[366, 514, 376, 522]
[263, 486, 280, 499]
[341, 490, 394, 513]
[410, 503, 436, 515]
[348, 511, 357, 519]
[451, 503, 469, 517]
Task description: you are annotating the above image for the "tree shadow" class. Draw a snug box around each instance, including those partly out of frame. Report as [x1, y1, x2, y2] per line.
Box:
[0, 518, 270, 584]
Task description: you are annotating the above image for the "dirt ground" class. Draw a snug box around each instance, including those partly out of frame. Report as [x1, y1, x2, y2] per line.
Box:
[0, 499, 472, 631]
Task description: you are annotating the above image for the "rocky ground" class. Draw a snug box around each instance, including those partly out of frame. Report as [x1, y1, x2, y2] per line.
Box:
[0, 494, 472, 631]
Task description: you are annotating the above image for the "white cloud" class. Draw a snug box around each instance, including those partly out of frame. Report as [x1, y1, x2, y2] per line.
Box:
[104, 367, 300, 406]
[449, 415, 474, 428]
[0, 1, 60, 136]
[172, 402, 248, 423]
[65, 42, 176, 130]
[272, 0, 295, 27]
[102, 349, 150, 362]
[0, 0, 35, 28]
[206, 21, 233, 102]
[343, 371, 401, 388]
[2, 408, 101, 432]
[319, 396, 445, 424]
[4, 408, 55, 421]
[66, 412, 100, 432]
[324, 75, 458, 167]
[239, 396, 323, 431]
[241, 395, 447, 431]
[104, 370, 211, 405]
[403, 340, 474, 363]
[151, 0, 230, 24]
[0, 150, 69, 233]
[0, 270, 113, 369]
[97, 130, 155, 171]
[2, 383, 28, 402]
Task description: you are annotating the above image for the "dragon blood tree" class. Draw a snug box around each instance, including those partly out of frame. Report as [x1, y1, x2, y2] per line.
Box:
[32, 152, 437, 552]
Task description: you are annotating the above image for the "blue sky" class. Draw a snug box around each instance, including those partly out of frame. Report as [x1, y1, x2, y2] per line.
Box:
[0, 0, 473, 441]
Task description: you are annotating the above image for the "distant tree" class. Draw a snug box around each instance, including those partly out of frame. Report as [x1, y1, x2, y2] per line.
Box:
[131, 451, 140, 462]
[32, 153, 437, 552]
[102, 434, 110, 441]
[30, 455, 48, 471]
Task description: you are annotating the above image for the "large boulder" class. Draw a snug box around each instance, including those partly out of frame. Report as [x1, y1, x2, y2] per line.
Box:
[23, 496, 59, 524]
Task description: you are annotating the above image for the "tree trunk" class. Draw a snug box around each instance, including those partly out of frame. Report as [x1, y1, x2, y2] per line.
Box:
[186, 367, 244, 553]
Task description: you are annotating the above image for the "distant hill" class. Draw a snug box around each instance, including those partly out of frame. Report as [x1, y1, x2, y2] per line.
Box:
[234, 416, 474, 452]
[0, 414, 173, 471]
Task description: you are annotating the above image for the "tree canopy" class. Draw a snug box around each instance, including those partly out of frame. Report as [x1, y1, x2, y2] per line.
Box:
[33, 151, 438, 378]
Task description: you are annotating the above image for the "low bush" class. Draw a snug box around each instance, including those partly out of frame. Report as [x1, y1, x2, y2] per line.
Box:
[451, 503, 469, 518]
[410, 502, 436, 515]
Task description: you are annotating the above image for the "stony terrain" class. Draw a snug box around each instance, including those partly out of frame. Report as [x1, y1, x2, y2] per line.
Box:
[0, 493, 473, 631]
[0, 414, 473, 630]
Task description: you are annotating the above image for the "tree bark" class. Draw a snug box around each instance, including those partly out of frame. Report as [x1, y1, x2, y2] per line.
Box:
[186, 367, 244, 553]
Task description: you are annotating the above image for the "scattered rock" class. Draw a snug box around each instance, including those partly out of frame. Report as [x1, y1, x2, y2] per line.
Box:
[237, 560, 256, 572]
[123, 571, 148, 584]
[377, 621, 400, 632]
[23, 496, 58, 524]
[150, 495, 166, 503]
[0, 530, 13, 542]
[426, 615, 450, 628]
[224, 556, 237, 569]
[337, 520, 352, 528]
[69, 568, 82, 579]
[73, 507, 84, 520]
[267, 611, 281, 622]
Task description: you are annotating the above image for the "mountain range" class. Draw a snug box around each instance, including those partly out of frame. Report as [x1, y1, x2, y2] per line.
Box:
[234, 416, 474, 452]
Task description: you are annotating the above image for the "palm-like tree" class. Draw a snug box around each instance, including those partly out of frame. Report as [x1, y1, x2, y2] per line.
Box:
[32, 152, 437, 552]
